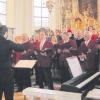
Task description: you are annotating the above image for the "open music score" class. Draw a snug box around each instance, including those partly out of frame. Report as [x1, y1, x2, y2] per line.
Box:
[66, 56, 83, 77]
[14, 60, 37, 69]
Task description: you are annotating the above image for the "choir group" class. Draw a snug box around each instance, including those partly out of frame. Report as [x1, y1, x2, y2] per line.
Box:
[12, 26, 100, 92]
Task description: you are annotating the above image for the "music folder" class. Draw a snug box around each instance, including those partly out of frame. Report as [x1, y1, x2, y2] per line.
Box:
[66, 56, 83, 77]
[14, 60, 37, 69]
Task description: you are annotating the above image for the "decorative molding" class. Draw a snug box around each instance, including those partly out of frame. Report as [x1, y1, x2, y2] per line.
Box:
[46, 0, 55, 14]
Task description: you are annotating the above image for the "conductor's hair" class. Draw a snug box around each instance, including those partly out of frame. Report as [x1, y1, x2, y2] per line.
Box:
[0, 25, 8, 36]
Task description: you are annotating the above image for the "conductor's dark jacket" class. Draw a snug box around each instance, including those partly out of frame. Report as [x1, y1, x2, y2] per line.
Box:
[0, 36, 24, 79]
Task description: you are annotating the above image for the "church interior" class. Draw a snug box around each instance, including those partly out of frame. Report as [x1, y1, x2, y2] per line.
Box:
[1, 0, 100, 100]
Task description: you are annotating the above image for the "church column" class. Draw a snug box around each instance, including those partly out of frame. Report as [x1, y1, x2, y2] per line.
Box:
[98, 0, 100, 22]
[56, 0, 62, 30]
[14, 0, 32, 35]
[97, 0, 100, 31]
[49, 0, 61, 31]
[72, 0, 79, 16]
[71, 0, 79, 30]
[48, 0, 56, 31]
[7, 0, 15, 28]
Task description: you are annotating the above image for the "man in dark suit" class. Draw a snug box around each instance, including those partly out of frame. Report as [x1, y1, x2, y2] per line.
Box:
[0, 25, 24, 100]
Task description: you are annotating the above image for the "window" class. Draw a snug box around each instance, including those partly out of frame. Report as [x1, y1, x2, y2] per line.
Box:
[0, 0, 6, 25]
[33, 0, 49, 29]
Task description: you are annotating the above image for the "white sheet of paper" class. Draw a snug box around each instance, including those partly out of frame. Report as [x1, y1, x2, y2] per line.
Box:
[14, 60, 37, 69]
[66, 56, 83, 77]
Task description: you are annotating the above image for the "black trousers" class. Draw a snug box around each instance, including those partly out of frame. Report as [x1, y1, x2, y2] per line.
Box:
[60, 66, 71, 83]
[37, 67, 54, 90]
[14, 68, 31, 91]
[0, 70, 14, 100]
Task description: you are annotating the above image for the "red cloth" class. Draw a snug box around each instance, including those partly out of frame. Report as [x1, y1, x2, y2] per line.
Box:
[91, 34, 97, 42]
[66, 28, 72, 33]
[33, 40, 40, 50]
[15, 52, 21, 63]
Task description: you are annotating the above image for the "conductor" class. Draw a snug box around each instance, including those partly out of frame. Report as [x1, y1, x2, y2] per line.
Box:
[0, 25, 24, 100]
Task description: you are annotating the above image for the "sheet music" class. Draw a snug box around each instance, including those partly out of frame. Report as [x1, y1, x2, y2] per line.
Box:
[66, 56, 83, 77]
[14, 60, 37, 69]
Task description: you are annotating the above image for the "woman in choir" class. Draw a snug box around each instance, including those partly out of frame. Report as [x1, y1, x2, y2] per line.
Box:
[33, 34, 40, 50]
[59, 32, 77, 83]
[32, 33, 40, 85]
[47, 29, 57, 45]
[14, 34, 34, 91]
[79, 31, 98, 73]
[88, 26, 93, 35]
[75, 30, 84, 48]
[35, 28, 54, 89]
[55, 29, 62, 43]
[52, 33, 63, 71]
[91, 28, 98, 42]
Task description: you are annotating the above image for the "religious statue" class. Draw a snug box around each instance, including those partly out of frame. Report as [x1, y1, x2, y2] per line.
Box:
[75, 17, 83, 30]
